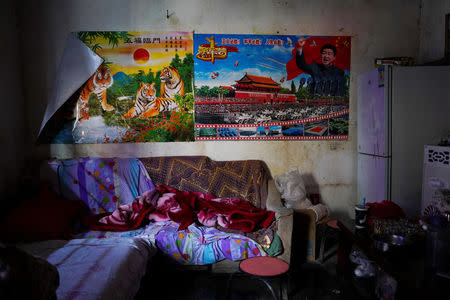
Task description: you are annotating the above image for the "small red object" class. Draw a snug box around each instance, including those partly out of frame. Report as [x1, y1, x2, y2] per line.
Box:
[239, 256, 289, 277]
[327, 219, 339, 229]
[366, 200, 405, 227]
[310, 126, 324, 133]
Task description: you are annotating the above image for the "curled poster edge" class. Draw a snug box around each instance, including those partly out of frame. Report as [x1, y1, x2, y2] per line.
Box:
[38, 32, 103, 137]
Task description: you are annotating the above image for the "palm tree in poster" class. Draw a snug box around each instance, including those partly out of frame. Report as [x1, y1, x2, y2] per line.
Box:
[76, 31, 133, 52]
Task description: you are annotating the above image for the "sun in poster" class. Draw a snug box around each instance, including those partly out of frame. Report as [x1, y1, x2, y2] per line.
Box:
[133, 48, 150, 65]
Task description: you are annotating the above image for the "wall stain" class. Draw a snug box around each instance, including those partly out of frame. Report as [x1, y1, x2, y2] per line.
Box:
[168, 13, 180, 26]
[321, 183, 351, 187]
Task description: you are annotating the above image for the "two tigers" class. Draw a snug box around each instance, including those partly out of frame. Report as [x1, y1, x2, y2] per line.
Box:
[123, 82, 179, 118]
[123, 66, 184, 119]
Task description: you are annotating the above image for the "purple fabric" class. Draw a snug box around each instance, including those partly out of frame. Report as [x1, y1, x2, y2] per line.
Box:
[48, 158, 155, 214]
[77, 162, 88, 205]
[78, 221, 266, 265]
[154, 222, 265, 265]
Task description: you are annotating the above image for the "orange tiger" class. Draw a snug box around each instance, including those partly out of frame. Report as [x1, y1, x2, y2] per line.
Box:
[76, 65, 114, 124]
[124, 82, 179, 119]
[124, 82, 158, 118]
[160, 66, 184, 98]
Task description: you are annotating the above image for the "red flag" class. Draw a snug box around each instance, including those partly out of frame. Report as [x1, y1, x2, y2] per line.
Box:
[286, 36, 351, 81]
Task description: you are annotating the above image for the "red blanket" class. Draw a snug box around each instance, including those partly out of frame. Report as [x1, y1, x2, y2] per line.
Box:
[84, 189, 159, 231]
[85, 185, 275, 233]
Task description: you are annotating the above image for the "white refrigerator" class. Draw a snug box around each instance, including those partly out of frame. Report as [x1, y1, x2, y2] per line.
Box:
[357, 65, 450, 217]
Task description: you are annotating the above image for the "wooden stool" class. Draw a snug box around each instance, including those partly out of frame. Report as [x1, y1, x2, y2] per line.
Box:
[226, 256, 289, 300]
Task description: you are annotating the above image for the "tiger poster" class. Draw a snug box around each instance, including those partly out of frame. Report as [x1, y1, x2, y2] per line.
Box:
[43, 31, 194, 143]
[193, 34, 351, 141]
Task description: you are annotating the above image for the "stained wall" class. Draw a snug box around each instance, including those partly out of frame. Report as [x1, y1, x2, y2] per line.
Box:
[418, 0, 450, 63]
[18, 0, 423, 217]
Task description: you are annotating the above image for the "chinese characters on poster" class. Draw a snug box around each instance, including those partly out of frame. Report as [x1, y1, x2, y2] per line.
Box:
[194, 34, 351, 141]
[43, 31, 194, 143]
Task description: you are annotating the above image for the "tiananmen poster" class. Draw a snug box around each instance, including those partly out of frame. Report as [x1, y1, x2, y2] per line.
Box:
[193, 34, 351, 141]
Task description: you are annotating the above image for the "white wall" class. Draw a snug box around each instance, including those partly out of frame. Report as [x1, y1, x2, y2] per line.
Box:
[418, 0, 450, 63]
[20, 0, 422, 218]
[0, 1, 26, 198]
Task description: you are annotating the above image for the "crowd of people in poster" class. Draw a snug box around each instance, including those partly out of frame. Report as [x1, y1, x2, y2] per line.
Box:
[42, 31, 351, 143]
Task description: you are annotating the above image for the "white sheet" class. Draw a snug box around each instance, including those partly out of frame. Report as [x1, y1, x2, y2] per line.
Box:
[19, 238, 156, 300]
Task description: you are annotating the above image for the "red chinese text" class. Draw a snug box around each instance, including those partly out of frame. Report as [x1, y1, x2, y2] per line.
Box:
[265, 39, 283, 46]
[243, 39, 262, 45]
[221, 38, 240, 45]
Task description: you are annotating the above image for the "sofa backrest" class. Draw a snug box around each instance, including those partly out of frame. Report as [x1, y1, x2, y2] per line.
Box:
[40, 158, 155, 214]
[140, 156, 271, 209]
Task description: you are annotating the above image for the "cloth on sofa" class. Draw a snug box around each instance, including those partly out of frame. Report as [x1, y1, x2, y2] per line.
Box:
[154, 221, 266, 264]
[77, 221, 268, 265]
[17, 237, 156, 300]
[149, 185, 275, 232]
[88, 185, 275, 233]
[84, 189, 160, 232]
[48, 157, 155, 214]
[141, 156, 270, 208]
[42, 157, 284, 266]
[82, 184, 277, 265]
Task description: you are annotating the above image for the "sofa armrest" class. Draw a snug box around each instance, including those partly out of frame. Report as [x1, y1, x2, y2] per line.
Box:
[265, 179, 293, 264]
[275, 212, 293, 264]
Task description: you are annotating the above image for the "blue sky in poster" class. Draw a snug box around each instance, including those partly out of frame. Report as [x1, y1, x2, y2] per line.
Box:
[194, 33, 351, 91]
[194, 33, 311, 89]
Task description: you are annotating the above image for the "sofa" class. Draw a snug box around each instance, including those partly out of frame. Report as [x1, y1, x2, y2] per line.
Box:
[0, 156, 296, 299]
[140, 156, 294, 272]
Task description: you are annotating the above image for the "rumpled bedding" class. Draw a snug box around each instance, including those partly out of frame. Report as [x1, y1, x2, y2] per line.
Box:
[48, 157, 155, 214]
[89, 185, 275, 233]
[141, 156, 270, 208]
[154, 221, 266, 264]
[47, 157, 279, 265]
[79, 221, 266, 265]
[150, 185, 275, 232]
[17, 237, 157, 300]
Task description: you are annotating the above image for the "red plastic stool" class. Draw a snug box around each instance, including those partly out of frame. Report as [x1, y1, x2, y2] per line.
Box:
[226, 256, 289, 300]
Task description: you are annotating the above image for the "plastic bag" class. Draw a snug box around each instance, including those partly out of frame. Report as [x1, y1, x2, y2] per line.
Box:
[349, 249, 376, 278]
[274, 169, 309, 209]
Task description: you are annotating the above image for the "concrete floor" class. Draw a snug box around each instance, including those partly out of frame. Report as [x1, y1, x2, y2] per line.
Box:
[135, 251, 360, 300]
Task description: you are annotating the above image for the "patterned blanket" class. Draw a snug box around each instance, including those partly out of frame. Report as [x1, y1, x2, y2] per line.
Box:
[48, 158, 155, 214]
[154, 221, 266, 264]
[140, 156, 270, 209]
[47, 157, 279, 265]
[78, 221, 267, 265]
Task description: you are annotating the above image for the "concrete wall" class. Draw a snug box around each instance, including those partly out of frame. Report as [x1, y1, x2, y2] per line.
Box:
[0, 1, 26, 199]
[19, 0, 422, 218]
[418, 0, 450, 63]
